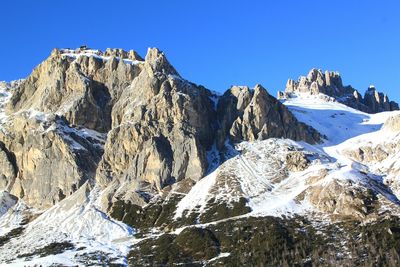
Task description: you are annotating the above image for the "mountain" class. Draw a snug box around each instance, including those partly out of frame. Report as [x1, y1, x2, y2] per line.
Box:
[277, 68, 400, 113]
[0, 47, 399, 266]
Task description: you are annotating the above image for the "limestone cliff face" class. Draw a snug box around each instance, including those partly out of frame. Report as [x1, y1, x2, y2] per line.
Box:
[278, 68, 399, 114]
[0, 112, 104, 208]
[96, 48, 217, 204]
[0, 141, 17, 191]
[217, 85, 321, 148]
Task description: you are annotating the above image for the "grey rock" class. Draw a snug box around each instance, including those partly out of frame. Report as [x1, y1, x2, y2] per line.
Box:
[286, 151, 310, 172]
[96, 48, 216, 206]
[217, 84, 321, 148]
[0, 142, 17, 191]
[0, 113, 104, 208]
[3, 47, 323, 210]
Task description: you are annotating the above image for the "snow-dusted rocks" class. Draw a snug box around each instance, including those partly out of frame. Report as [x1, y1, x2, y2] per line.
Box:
[278, 68, 399, 114]
[0, 191, 18, 217]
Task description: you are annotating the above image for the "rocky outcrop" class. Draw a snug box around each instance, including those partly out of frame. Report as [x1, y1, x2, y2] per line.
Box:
[0, 142, 17, 191]
[307, 179, 378, 219]
[95, 50, 322, 208]
[343, 115, 400, 165]
[0, 112, 104, 208]
[363, 85, 398, 113]
[0, 191, 18, 217]
[217, 85, 321, 148]
[284, 69, 350, 97]
[278, 69, 399, 114]
[285, 151, 310, 172]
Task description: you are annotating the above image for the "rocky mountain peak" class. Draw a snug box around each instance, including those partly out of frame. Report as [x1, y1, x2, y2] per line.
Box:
[278, 68, 399, 113]
[142, 47, 179, 77]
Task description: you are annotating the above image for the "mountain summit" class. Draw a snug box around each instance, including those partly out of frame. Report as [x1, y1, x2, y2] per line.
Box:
[0, 48, 399, 266]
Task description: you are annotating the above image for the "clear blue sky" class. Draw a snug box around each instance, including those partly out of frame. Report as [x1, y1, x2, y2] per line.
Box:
[1, 1, 400, 101]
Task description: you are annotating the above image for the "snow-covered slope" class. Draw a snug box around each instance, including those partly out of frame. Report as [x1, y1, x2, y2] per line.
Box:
[173, 93, 400, 220]
[0, 184, 135, 265]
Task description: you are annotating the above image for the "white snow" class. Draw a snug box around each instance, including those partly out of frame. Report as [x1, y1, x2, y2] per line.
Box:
[206, 252, 231, 263]
[61, 49, 143, 65]
[0, 200, 37, 237]
[174, 170, 218, 219]
[0, 185, 135, 265]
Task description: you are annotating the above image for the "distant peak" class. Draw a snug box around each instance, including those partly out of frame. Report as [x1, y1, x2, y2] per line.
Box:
[278, 68, 399, 114]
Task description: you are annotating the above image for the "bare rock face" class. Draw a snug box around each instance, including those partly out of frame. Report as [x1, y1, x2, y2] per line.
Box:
[0, 142, 17, 191]
[96, 48, 217, 205]
[285, 151, 310, 172]
[8, 47, 141, 132]
[278, 69, 399, 114]
[363, 86, 395, 113]
[0, 191, 18, 216]
[307, 179, 377, 219]
[217, 84, 321, 148]
[0, 112, 104, 208]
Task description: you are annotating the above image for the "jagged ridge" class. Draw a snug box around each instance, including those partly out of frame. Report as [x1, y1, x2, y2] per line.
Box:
[278, 68, 399, 113]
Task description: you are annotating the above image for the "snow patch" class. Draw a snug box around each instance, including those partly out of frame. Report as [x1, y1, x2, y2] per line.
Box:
[0, 185, 135, 265]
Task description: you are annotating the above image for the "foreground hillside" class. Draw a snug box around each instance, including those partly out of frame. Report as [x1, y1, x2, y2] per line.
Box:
[0, 48, 399, 266]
